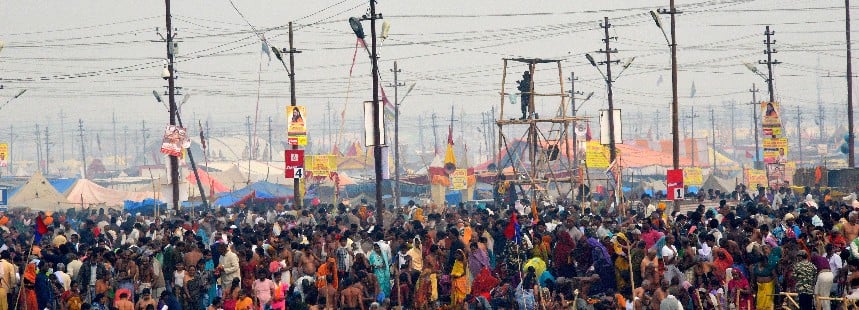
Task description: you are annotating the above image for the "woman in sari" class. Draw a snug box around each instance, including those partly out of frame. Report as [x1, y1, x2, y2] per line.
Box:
[754, 246, 780, 310]
[368, 242, 391, 300]
[589, 237, 617, 295]
[531, 235, 551, 263]
[728, 268, 755, 310]
[450, 249, 469, 306]
[553, 230, 576, 278]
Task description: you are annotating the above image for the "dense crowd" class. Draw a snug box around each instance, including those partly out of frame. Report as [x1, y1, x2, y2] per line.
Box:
[2, 183, 859, 309]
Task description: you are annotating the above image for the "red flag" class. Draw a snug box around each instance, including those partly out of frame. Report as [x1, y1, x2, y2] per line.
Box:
[34, 214, 48, 243]
[585, 123, 592, 141]
[503, 212, 519, 241]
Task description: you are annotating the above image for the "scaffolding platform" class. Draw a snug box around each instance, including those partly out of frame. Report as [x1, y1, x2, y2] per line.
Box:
[494, 58, 589, 204]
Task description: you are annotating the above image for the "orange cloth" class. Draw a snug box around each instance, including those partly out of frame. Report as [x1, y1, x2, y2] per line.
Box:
[235, 296, 253, 310]
[23, 263, 36, 283]
[316, 259, 339, 289]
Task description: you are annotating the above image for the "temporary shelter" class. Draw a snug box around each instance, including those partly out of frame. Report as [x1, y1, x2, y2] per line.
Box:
[65, 179, 155, 208]
[9, 171, 72, 212]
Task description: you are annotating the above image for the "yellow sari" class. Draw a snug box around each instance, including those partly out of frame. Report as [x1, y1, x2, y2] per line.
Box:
[451, 252, 469, 306]
[756, 280, 775, 310]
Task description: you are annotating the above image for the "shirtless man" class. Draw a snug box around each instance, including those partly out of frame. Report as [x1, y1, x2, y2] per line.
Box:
[317, 275, 337, 310]
[340, 279, 365, 310]
[844, 212, 859, 243]
[301, 246, 319, 278]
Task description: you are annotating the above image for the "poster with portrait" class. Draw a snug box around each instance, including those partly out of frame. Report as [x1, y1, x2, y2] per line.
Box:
[0, 143, 8, 167]
[760, 101, 781, 128]
[287, 105, 307, 135]
[160, 125, 191, 157]
[762, 138, 788, 164]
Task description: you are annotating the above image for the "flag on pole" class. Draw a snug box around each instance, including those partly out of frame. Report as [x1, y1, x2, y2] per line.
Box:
[444, 126, 457, 174]
[690, 81, 697, 98]
[35, 213, 48, 244]
[261, 34, 272, 64]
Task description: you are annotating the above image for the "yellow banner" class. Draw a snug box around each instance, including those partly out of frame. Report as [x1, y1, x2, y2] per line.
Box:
[287, 106, 307, 136]
[585, 141, 611, 169]
[761, 101, 781, 127]
[763, 138, 788, 164]
[683, 167, 704, 187]
[451, 169, 468, 190]
[746, 169, 767, 189]
[0, 143, 7, 167]
[306, 155, 337, 176]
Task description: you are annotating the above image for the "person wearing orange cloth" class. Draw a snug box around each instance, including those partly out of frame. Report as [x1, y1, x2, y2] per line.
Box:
[316, 258, 339, 289]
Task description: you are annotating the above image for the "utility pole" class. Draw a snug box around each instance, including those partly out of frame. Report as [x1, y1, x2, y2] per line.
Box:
[389, 61, 405, 208]
[730, 100, 736, 146]
[44, 126, 50, 174]
[569, 71, 583, 173]
[750, 84, 761, 169]
[78, 119, 87, 179]
[687, 107, 700, 166]
[112, 112, 118, 170]
[325, 101, 333, 152]
[34, 124, 42, 174]
[710, 108, 716, 174]
[846, 0, 855, 167]
[245, 116, 252, 159]
[418, 115, 425, 156]
[658, 0, 681, 212]
[276, 21, 304, 208]
[365, 0, 385, 227]
[817, 77, 825, 142]
[598, 16, 620, 162]
[490, 106, 496, 163]
[141, 120, 149, 166]
[59, 110, 65, 163]
[267, 117, 273, 162]
[760, 26, 780, 103]
[796, 106, 803, 167]
[431, 113, 439, 155]
[164, 0, 180, 210]
[123, 125, 128, 167]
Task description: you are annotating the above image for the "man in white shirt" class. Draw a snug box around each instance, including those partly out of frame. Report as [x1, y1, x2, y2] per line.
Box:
[661, 235, 684, 284]
[827, 243, 844, 295]
[66, 253, 83, 279]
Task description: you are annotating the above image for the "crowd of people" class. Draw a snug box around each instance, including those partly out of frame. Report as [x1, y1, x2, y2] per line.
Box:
[3, 183, 859, 309]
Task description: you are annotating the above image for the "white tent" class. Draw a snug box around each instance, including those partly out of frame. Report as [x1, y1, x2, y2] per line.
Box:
[9, 171, 72, 212]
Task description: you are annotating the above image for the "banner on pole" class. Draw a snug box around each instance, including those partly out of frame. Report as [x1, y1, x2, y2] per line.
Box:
[306, 155, 337, 176]
[287, 105, 308, 146]
[451, 169, 467, 190]
[0, 143, 8, 167]
[585, 141, 611, 169]
[683, 167, 703, 187]
[760, 101, 781, 128]
[159, 125, 190, 157]
[667, 169, 684, 200]
[745, 169, 767, 189]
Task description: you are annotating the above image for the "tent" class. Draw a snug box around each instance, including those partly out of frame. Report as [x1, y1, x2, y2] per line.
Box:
[701, 175, 736, 193]
[186, 169, 229, 197]
[210, 165, 249, 190]
[65, 179, 156, 208]
[49, 178, 78, 195]
[212, 181, 293, 207]
[9, 171, 72, 212]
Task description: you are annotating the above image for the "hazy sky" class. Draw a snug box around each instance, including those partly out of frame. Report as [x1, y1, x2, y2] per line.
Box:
[0, 0, 854, 161]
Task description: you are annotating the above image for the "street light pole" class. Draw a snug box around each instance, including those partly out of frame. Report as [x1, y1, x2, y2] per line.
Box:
[655, 0, 681, 212]
[846, 0, 855, 167]
[368, 0, 385, 228]
[165, 0, 180, 211]
[750, 84, 761, 169]
[288, 22, 302, 208]
[391, 61, 405, 209]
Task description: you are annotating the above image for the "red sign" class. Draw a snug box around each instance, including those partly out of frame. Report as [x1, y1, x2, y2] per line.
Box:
[285, 150, 305, 166]
[666, 169, 684, 200]
[285, 150, 305, 179]
[288, 137, 299, 145]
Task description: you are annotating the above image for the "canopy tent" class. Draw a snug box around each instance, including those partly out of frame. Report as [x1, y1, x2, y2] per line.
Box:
[9, 171, 72, 212]
[123, 198, 167, 214]
[65, 179, 156, 208]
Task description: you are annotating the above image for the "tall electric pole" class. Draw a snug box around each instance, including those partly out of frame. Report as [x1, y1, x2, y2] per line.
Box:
[846, 0, 855, 167]
[123, 125, 128, 167]
[389, 61, 405, 208]
[112, 112, 118, 170]
[44, 126, 50, 174]
[245, 116, 252, 159]
[418, 115, 425, 156]
[366, 0, 385, 227]
[760, 25, 780, 103]
[34, 124, 42, 174]
[59, 110, 65, 163]
[687, 107, 700, 166]
[729, 100, 736, 146]
[796, 106, 803, 167]
[657, 0, 681, 212]
[267, 117, 273, 162]
[164, 0, 180, 210]
[569, 71, 583, 173]
[7, 125, 12, 176]
[710, 108, 716, 173]
[78, 119, 87, 179]
[750, 84, 761, 169]
[432, 113, 439, 155]
[598, 16, 620, 162]
[273, 21, 304, 207]
[141, 120, 149, 166]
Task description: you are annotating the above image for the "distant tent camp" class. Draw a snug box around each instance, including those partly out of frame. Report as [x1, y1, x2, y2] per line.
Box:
[213, 181, 293, 207]
[9, 171, 71, 212]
